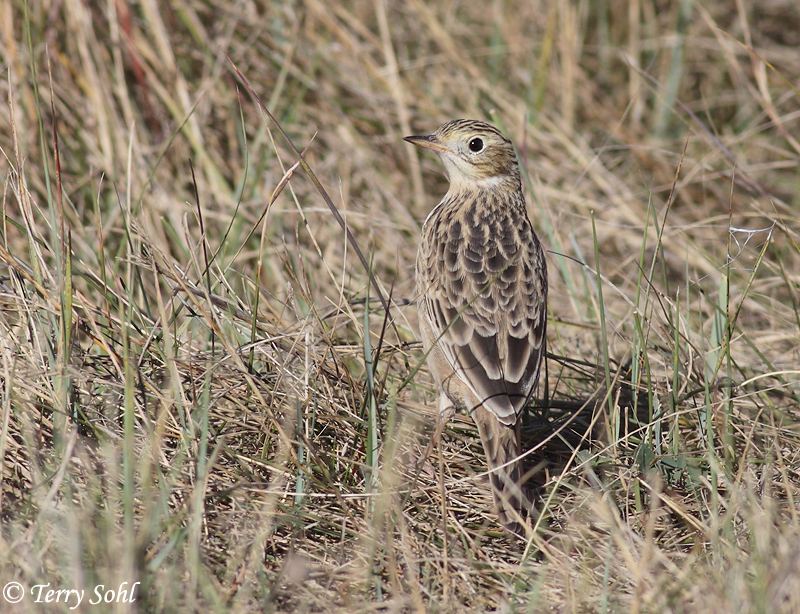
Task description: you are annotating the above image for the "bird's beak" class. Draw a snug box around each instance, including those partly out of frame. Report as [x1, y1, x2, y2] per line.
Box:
[403, 134, 453, 154]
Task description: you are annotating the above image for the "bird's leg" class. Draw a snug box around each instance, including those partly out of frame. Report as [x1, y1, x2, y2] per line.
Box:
[436, 395, 454, 595]
[433, 393, 456, 444]
[405, 392, 455, 492]
[413, 393, 454, 473]
[400, 393, 456, 514]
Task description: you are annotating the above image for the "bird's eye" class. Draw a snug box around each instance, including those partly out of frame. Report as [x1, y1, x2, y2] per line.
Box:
[468, 137, 484, 153]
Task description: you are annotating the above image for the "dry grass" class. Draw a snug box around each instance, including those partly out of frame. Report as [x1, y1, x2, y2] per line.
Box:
[1, 0, 800, 612]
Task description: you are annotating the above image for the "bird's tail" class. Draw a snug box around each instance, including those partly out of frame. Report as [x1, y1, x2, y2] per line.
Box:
[472, 406, 531, 536]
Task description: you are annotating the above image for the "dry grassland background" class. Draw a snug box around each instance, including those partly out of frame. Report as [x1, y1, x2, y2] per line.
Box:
[1, 0, 800, 612]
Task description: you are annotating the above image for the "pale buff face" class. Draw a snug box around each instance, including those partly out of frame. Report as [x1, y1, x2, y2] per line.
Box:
[405, 119, 520, 191]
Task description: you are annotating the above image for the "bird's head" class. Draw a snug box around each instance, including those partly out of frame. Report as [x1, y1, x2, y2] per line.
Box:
[404, 119, 520, 191]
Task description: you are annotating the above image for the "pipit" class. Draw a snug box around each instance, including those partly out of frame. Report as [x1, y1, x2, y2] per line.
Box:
[405, 119, 548, 535]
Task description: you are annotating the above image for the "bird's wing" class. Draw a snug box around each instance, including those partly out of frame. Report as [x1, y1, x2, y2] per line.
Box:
[419, 202, 547, 426]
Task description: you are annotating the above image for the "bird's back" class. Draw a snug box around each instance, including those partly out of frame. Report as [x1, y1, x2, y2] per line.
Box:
[416, 183, 547, 425]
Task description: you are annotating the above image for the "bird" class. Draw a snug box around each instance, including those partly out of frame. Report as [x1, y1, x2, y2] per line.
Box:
[404, 119, 548, 535]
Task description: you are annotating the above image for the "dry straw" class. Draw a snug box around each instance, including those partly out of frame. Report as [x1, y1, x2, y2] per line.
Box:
[1, 1, 799, 612]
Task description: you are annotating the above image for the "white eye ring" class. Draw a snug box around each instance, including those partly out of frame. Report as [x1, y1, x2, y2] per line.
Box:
[468, 137, 484, 153]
